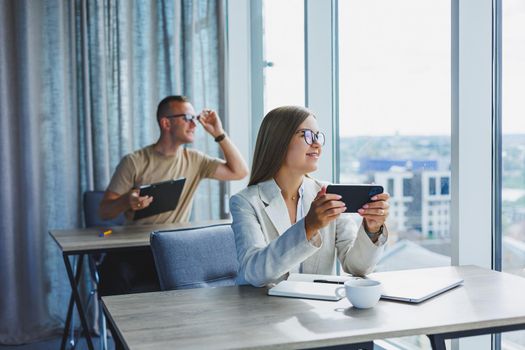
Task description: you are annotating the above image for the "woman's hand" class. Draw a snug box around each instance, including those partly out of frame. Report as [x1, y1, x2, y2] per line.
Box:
[358, 193, 390, 233]
[304, 186, 346, 239]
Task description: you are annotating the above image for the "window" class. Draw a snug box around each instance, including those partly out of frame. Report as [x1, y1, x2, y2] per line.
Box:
[387, 178, 395, 197]
[262, 0, 305, 113]
[247, 1, 501, 348]
[502, 1, 525, 348]
[440, 176, 449, 195]
[337, 2, 450, 347]
[429, 177, 436, 195]
[403, 178, 412, 197]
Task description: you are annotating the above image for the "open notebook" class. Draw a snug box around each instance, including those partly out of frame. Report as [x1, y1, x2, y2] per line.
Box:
[268, 273, 357, 301]
[267, 280, 343, 301]
[268, 267, 463, 303]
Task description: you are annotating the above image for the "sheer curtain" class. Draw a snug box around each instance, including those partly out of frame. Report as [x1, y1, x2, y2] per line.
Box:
[0, 0, 225, 344]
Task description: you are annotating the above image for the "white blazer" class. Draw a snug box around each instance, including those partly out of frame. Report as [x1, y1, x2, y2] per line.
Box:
[230, 177, 387, 287]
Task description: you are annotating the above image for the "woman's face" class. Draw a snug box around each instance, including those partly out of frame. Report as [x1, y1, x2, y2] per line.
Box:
[281, 115, 323, 175]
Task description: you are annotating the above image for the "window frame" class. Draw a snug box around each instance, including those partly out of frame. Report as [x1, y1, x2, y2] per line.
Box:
[308, 1, 501, 349]
[228, 2, 503, 347]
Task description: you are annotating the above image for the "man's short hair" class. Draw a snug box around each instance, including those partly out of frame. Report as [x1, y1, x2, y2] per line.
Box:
[156, 95, 190, 123]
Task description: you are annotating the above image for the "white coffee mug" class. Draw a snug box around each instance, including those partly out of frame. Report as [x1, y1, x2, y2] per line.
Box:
[335, 278, 382, 309]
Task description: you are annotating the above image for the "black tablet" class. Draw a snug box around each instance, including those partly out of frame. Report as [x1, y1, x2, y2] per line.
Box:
[133, 178, 186, 220]
[326, 184, 384, 213]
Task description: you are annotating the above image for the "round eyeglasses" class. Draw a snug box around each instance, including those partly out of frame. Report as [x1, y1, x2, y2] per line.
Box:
[165, 113, 197, 122]
[296, 129, 325, 146]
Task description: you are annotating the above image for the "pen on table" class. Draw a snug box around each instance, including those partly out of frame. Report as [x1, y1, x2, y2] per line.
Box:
[98, 229, 112, 237]
[313, 279, 345, 285]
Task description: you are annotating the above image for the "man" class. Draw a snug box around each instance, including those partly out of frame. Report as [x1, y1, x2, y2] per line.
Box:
[98, 95, 248, 295]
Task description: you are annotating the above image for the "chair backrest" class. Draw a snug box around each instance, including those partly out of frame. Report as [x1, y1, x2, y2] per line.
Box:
[83, 191, 125, 227]
[150, 224, 238, 290]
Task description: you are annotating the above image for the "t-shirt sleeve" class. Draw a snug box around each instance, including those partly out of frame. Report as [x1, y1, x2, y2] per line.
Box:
[192, 149, 223, 179]
[107, 155, 136, 195]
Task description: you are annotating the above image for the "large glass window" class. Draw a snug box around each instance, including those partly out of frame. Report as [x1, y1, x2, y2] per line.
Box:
[252, 1, 521, 348]
[338, 0, 451, 263]
[338, 1, 450, 347]
[502, 1, 525, 348]
[262, 0, 305, 113]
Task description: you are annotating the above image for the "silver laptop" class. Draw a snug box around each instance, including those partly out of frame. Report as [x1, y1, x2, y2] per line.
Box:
[369, 266, 464, 303]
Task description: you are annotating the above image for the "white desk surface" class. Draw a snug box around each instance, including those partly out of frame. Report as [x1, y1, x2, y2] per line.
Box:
[49, 219, 231, 254]
[102, 265, 525, 350]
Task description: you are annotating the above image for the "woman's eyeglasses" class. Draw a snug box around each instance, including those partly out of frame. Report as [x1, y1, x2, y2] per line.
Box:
[165, 114, 197, 122]
[296, 129, 325, 145]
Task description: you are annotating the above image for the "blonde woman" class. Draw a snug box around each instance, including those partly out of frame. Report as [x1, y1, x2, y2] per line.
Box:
[230, 106, 390, 287]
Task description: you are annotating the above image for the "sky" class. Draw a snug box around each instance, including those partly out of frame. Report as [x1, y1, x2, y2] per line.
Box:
[263, 0, 525, 137]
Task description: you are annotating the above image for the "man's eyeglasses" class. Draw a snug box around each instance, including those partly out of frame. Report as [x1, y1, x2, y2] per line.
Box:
[296, 129, 325, 146]
[165, 114, 197, 122]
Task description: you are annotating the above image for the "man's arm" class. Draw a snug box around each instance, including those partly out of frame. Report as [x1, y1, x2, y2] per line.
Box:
[212, 135, 249, 181]
[99, 189, 153, 220]
[197, 109, 249, 181]
[99, 190, 129, 220]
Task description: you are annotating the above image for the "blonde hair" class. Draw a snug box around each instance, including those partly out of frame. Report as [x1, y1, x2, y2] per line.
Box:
[248, 106, 314, 186]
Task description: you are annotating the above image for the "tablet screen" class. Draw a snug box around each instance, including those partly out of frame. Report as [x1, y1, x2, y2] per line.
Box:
[133, 178, 186, 220]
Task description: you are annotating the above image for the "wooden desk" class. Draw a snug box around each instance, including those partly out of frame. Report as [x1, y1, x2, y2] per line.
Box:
[49, 219, 231, 350]
[102, 266, 525, 350]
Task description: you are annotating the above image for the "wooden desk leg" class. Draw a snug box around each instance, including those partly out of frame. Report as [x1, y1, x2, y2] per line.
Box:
[63, 254, 95, 350]
[428, 334, 447, 350]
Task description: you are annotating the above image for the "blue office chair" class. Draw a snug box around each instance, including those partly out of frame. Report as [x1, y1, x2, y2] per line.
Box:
[150, 224, 238, 290]
[82, 190, 125, 350]
[83, 191, 125, 227]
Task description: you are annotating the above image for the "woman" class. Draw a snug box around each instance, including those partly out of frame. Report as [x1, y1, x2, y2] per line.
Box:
[230, 106, 390, 287]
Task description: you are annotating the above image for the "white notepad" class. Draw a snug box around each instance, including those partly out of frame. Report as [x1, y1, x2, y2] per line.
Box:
[268, 280, 343, 301]
[288, 273, 353, 284]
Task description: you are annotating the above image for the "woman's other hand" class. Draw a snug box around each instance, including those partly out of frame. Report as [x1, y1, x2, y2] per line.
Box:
[304, 186, 346, 239]
[358, 192, 390, 233]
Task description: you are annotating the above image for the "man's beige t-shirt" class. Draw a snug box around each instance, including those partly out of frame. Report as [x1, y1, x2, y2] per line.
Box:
[107, 144, 222, 224]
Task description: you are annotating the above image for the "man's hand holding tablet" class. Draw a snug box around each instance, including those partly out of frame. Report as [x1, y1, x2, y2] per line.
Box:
[129, 189, 153, 211]
[133, 178, 186, 220]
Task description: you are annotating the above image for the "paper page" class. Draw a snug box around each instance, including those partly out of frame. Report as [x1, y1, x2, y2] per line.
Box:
[287, 273, 355, 283]
[268, 280, 343, 301]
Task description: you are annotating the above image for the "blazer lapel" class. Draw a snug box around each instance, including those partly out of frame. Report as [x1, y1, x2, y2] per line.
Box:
[301, 177, 320, 215]
[259, 179, 290, 235]
[300, 177, 324, 273]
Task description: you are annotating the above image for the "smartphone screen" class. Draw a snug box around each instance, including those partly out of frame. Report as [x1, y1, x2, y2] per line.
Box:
[326, 184, 384, 213]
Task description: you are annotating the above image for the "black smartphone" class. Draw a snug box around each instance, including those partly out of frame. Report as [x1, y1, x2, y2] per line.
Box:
[325, 184, 384, 213]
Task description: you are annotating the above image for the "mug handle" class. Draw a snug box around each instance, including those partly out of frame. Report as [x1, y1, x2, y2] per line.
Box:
[335, 286, 346, 298]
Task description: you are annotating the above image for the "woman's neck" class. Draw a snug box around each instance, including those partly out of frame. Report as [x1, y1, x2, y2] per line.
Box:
[274, 169, 304, 200]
